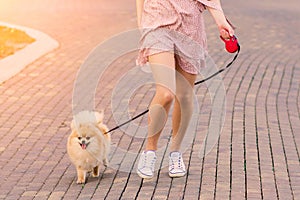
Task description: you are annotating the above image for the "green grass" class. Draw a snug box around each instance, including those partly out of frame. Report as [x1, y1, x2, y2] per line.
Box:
[0, 26, 35, 59]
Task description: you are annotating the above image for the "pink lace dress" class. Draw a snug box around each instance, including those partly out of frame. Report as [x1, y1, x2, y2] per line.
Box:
[136, 0, 222, 74]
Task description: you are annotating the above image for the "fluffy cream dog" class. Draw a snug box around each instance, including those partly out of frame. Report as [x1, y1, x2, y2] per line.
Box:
[67, 111, 111, 184]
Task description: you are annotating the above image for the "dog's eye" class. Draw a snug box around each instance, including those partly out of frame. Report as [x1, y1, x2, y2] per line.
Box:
[86, 137, 90, 140]
[78, 137, 82, 140]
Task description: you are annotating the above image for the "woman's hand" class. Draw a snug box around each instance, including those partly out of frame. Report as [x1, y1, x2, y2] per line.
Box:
[218, 20, 234, 39]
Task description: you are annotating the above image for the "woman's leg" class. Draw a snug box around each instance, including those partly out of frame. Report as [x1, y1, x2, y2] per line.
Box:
[170, 64, 197, 151]
[146, 52, 176, 151]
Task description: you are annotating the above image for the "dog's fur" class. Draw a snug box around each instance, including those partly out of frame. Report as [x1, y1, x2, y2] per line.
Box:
[67, 111, 111, 184]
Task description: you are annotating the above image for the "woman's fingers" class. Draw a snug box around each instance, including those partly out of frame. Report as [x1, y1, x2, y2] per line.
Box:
[219, 23, 234, 39]
[220, 29, 230, 39]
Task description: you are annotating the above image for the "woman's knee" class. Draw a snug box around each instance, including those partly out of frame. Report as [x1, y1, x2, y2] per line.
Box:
[163, 91, 175, 104]
[156, 89, 175, 105]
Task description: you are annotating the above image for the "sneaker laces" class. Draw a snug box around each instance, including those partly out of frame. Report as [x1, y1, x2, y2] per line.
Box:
[170, 153, 184, 171]
[142, 152, 156, 170]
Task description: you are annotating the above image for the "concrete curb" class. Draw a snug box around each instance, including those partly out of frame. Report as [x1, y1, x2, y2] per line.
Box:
[0, 21, 59, 84]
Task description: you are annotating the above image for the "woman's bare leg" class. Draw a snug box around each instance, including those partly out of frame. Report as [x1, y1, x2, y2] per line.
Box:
[146, 52, 176, 151]
[170, 65, 197, 151]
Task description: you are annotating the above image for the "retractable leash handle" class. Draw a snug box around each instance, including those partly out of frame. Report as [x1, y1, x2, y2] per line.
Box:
[194, 35, 240, 85]
[105, 35, 241, 134]
[220, 35, 240, 53]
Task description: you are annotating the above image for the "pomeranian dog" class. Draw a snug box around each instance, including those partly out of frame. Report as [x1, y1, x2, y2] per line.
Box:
[67, 110, 111, 184]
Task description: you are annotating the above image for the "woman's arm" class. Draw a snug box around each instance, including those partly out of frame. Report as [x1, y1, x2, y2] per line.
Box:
[206, 0, 234, 39]
[136, 0, 145, 29]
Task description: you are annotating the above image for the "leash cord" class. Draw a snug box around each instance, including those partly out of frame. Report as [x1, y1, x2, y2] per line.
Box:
[105, 45, 240, 134]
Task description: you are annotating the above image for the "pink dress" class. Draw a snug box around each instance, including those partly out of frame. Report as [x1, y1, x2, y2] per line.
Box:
[136, 0, 222, 74]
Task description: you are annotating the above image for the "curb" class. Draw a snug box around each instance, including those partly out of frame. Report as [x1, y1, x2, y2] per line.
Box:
[0, 21, 59, 84]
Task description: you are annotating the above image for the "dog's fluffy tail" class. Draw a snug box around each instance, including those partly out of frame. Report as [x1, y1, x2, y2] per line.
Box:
[71, 110, 104, 129]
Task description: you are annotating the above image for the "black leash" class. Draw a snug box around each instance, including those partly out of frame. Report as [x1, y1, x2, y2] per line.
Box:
[105, 44, 240, 134]
[106, 109, 149, 134]
[194, 43, 240, 85]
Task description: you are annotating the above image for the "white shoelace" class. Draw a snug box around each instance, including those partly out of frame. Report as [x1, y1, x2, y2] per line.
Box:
[143, 154, 156, 170]
[170, 154, 184, 171]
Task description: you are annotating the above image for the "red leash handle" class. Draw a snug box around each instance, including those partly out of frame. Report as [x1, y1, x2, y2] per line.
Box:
[220, 35, 239, 53]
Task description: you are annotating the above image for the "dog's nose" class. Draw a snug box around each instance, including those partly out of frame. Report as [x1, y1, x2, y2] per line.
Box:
[81, 140, 86, 145]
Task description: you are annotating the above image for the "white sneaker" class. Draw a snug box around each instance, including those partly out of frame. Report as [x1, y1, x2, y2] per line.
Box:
[137, 150, 157, 179]
[169, 151, 186, 178]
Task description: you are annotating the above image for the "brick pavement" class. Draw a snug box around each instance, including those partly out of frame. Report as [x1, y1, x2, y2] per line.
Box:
[0, 0, 299, 199]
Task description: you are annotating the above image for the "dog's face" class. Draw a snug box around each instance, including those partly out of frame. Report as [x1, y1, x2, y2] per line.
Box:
[77, 134, 91, 150]
[70, 124, 99, 150]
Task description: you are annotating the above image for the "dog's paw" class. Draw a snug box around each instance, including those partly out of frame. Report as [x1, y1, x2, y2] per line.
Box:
[76, 178, 86, 184]
[92, 166, 100, 177]
[103, 159, 109, 167]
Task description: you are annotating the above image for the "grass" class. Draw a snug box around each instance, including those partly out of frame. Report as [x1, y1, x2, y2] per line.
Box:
[0, 26, 35, 59]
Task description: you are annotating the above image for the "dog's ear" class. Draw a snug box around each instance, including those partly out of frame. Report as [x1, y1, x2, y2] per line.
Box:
[71, 118, 81, 130]
[95, 110, 104, 124]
